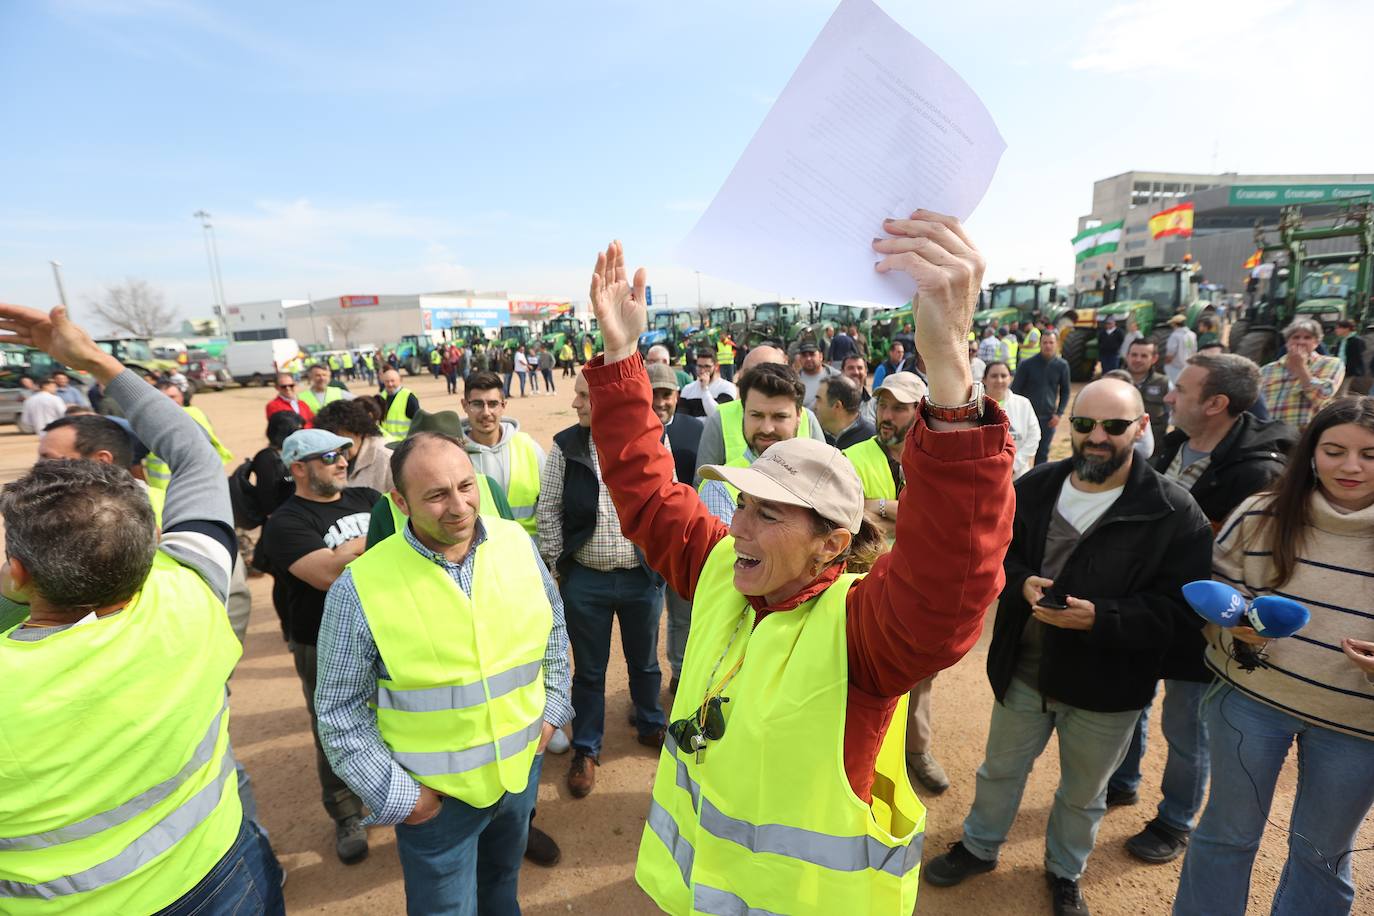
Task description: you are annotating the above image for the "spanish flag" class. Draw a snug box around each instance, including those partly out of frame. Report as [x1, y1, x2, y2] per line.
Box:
[1149, 202, 1194, 240]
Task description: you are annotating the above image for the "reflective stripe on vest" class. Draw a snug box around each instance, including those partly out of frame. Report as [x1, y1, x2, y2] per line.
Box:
[503, 433, 541, 537]
[0, 551, 243, 912]
[634, 537, 924, 915]
[382, 389, 415, 438]
[348, 518, 550, 806]
[300, 386, 342, 414]
[719, 399, 811, 465]
[143, 406, 232, 491]
[843, 436, 897, 501]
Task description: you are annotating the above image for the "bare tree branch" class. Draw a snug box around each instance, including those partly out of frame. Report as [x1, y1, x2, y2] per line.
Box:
[328, 312, 365, 346]
[87, 279, 178, 337]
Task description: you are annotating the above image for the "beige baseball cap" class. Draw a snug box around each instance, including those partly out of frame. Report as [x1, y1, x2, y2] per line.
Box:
[699, 438, 864, 533]
[874, 371, 927, 404]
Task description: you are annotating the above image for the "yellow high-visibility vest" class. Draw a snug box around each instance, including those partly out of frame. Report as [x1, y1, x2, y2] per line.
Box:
[300, 386, 343, 414]
[844, 436, 897, 501]
[382, 389, 416, 439]
[504, 433, 542, 538]
[636, 538, 924, 914]
[348, 519, 550, 807]
[0, 551, 243, 914]
[718, 399, 811, 466]
[144, 406, 233, 490]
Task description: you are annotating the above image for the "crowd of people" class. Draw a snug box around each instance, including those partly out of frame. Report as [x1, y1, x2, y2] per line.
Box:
[2, 212, 1373, 916]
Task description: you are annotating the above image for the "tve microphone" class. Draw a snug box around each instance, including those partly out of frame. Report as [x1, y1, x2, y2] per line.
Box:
[1180, 581, 1310, 672]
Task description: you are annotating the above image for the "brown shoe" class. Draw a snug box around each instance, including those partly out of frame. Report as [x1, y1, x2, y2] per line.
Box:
[637, 727, 666, 750]
[567, 751, 598, 798]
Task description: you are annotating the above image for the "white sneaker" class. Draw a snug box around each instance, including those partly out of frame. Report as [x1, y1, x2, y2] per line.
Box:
[546, 727, 571, 754]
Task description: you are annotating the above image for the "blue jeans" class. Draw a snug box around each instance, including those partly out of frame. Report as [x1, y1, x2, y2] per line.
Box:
[561, 563, 667, 756]
[395, 754, 544, 916]
[1108, 678, 1211, 832]
[961, 677, 1140, 880]
[664, 587, 693, 681]
[503, 371, 514, 397]
[1174, 685, 1374, 916]
[155, 815, 284, 915]
[1034, 415, 1056, 465]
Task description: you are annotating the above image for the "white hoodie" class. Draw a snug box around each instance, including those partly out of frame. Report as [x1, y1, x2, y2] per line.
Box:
[460, 416, 547, 492]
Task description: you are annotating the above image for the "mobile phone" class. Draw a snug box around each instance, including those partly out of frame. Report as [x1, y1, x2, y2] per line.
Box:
[1037, 589, 1069, 610]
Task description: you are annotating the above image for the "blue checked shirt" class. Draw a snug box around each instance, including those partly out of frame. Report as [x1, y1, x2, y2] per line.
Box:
[699, 448, 757, 526]
[315, 520, 573, 826]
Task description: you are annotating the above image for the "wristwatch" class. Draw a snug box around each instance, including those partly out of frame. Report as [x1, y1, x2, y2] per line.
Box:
[922, 381, 985, 423]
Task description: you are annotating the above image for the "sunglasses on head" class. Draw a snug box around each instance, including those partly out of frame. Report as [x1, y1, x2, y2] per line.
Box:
[1069, 416, 1141, 436]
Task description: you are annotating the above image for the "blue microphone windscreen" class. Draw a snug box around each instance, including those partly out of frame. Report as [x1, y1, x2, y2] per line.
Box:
[1182, 580, 1247, 628]
[1248, 596, 1310, 639]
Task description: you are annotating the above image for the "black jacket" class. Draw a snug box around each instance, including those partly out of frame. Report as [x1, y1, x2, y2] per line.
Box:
[989, 456, 1213, 712]
[1152, 412, 1294, 680]
[1154, 412, 1295, 526]
[665, 413, 704, 487]
[551, 424, 661, 584]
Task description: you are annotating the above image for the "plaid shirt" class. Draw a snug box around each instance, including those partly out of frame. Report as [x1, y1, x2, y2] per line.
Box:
[536, 432, 640, 572]
[1258, 354, 1344, 429]
[315, 521, 572, 826]
[699, 448, 758, 525]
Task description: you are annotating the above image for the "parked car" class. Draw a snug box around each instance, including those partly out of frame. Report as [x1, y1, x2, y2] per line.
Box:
[185, 349, 230, 392]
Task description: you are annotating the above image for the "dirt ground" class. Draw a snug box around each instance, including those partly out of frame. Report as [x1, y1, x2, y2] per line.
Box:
[5, 368, 1370, 915]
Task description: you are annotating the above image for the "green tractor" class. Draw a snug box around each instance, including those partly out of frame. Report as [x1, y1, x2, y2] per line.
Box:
[708, 307, 749, 341]
[974, 280, 1067, 334]
[1058, 264, 1215, 381]
[497, 324, 533, 353]
[395, 334, 440, 375]
[448, 324, 488, 349]
[1229, 201, 1373, 366]
[540, 316, 583, 354]
[744, 301, 804, 349]
[793, 302, 873, 349]
[862, 302, 915, 366]
[95, 338, 181, 378]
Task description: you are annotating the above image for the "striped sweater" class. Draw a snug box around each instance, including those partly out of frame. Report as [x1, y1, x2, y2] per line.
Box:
[1208, 489, 1374, 740]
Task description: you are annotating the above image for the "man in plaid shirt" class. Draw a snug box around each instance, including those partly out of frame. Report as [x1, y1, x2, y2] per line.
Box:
[1257, 318, 1344, 429]
[536, 371, 667, 800]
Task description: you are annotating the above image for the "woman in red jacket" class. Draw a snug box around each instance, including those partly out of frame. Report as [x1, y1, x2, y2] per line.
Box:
[583, 212, 1014, 914]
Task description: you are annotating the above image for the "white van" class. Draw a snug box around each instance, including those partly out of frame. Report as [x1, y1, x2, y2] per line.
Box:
[225, 338, 303, 386]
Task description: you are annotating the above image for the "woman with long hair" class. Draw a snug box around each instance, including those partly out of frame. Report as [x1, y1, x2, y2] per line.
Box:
[1174, 396, 1374, 916]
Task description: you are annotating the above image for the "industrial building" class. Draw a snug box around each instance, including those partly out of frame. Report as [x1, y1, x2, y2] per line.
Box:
[1074, 171, 1374, 292]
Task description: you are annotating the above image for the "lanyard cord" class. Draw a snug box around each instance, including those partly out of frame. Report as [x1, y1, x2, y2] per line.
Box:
[698, 605, 750, 728]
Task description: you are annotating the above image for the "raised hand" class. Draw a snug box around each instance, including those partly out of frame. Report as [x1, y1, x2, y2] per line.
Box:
[589, 240, 648, 364]
[873, 211, 985, 407]
[0, 304, 122, 382]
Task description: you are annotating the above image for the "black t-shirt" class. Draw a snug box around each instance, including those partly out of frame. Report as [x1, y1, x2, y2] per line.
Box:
[259, 487, 378, 645]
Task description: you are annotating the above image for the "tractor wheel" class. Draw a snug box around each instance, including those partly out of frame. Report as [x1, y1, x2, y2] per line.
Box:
[1226, 318, 1249, 352]
[1234, 328, 1278, 367]
[1063, 328, 1096, 382]
[405, 358, 420, 376]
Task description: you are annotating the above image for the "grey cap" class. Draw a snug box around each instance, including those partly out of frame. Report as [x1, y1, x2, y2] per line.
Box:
[646, 363, 679, 391]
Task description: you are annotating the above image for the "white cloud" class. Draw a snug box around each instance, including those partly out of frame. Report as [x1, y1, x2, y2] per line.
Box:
[1072, 0, 1295, 73]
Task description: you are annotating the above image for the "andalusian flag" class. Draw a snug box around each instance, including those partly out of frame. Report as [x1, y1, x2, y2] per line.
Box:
[1071, 220, 1123, 263]
[1149, 202, 1194, 240]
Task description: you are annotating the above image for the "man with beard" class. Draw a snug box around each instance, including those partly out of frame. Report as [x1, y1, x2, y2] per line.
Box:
[258, 428, 376, 865]
[925, 378, 1211, 916]
[843, 372, 952, 795]
[697, 362, 804, 525]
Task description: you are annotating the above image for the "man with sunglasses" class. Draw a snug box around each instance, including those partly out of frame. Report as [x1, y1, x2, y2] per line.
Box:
[927, 378, 1211, 916]
[257, 428, 377, 865]
[265, 371, 315, 423]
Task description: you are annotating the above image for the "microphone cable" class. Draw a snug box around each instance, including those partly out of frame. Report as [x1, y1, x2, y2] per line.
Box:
[1207, 654, 1374, 878]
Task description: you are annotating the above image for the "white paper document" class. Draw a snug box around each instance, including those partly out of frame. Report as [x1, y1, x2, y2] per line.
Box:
[678, 0, 1005, 306]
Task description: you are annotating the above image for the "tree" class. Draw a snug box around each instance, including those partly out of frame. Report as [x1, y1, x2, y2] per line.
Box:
[88, 279, 177, 337]
[328, 312, 365, 347]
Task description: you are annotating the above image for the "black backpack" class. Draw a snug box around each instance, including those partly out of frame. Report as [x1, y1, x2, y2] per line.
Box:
[228, 458, 267, 530]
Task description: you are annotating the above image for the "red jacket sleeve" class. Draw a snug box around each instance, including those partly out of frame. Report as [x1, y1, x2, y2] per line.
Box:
[845, 401, 1015, 698]
[584, 354, 727, 598]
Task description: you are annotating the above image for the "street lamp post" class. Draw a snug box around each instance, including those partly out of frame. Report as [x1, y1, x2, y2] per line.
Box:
[49, 260, 70, 309]
[193, 210, 228, 333]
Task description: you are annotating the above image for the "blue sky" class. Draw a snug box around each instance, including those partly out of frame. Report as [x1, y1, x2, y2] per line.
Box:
[3, 0, 1371, 328]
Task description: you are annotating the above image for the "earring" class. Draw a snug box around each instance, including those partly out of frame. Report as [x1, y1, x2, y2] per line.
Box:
[1311, 457, 1318, 478]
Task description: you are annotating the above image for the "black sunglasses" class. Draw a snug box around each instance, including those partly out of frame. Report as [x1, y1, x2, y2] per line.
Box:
[1069, 415, 1141, 436]
[668, 696, 729, 753]
[308, 450, 347, 465]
